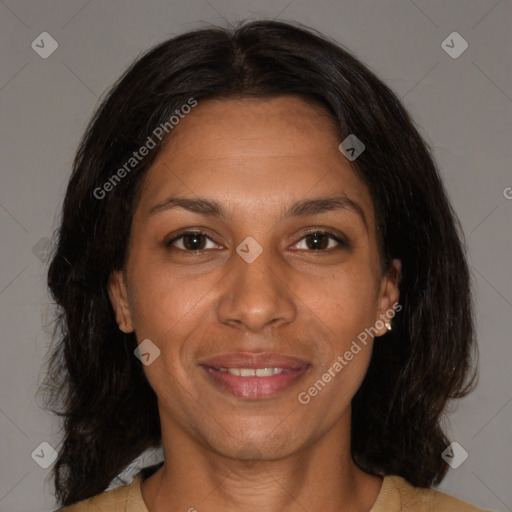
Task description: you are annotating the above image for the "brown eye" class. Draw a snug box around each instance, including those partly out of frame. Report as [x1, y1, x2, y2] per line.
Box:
[294, 231, 347, 251]
[165, 229, 348, 253]
[166, 231, 220, 251]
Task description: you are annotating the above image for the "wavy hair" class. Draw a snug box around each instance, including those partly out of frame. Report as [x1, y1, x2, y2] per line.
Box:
[41, 19, 478, 507]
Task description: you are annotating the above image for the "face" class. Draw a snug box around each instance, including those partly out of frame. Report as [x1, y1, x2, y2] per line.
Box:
[108, 96, 400, 460]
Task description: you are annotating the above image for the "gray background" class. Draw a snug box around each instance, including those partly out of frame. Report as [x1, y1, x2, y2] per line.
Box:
[0, 1, 511, 511]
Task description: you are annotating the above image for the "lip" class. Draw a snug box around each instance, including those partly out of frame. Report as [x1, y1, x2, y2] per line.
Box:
[198, 352, 310, 369]
[199, 352, 311, 400]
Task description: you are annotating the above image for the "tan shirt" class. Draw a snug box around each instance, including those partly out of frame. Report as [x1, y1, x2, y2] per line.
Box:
[55, 473, 490, 511]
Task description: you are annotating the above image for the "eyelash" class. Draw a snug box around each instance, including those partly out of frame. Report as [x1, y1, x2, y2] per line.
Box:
[165, 229, 349, 253]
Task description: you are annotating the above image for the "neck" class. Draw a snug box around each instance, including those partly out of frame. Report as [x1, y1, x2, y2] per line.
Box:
[140, 411, 382, 512]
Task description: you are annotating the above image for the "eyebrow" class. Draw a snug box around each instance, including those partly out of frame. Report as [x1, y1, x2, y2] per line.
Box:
[148, 195, 367, 230]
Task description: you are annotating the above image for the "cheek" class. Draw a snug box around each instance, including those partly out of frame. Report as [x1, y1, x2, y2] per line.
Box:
[128, 256, 202, 328]
[305, 265, 379, 341]
[126, 258, 221, 372]
[296, 272, 378, 412]
[299, 266, 379, 395]
[125, 265, 202, 388]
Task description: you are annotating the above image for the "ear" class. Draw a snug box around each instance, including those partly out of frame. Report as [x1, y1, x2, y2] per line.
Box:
[374, 258, 401, 337]
[107, 270, 135, 333]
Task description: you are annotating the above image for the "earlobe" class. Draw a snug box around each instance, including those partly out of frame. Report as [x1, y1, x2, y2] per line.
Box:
[107, 270, 134, 333]
[375, 259, 401, 337]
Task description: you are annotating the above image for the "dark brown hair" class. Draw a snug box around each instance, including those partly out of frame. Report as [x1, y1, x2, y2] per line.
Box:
[41, 19, 478, 507]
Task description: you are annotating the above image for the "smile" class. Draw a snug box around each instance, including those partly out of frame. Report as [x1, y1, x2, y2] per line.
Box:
[201, 365, 310, 399]
[213, 367, 285, 376]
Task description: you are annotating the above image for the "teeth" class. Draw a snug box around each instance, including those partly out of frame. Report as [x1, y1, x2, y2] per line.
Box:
[256, 368, 279, 377]
[216, 367, 284, 377]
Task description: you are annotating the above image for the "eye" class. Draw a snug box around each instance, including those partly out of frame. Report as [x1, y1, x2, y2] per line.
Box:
[165, 231, 222, 251]
[165, 229, 348, 253]
[293, 230, 348, 251]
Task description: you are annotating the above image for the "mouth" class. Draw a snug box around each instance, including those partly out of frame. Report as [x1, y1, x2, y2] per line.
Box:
[198, 352, 311, 399]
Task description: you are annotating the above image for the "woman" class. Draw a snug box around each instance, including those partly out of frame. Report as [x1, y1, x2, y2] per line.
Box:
[43, 19, 488, 511]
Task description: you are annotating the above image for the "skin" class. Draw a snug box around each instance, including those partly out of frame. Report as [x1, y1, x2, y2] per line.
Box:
[108, 96, 401, 512]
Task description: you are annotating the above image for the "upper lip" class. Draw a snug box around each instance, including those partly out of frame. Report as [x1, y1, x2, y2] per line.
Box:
[198, 352, 310, 369]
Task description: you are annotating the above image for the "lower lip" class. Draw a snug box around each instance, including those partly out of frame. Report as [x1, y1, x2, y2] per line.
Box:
[201, 366, 310, 399]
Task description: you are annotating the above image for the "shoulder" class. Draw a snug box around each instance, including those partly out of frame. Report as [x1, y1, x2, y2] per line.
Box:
[372, 475, 491, 512]
[53, 474, 145, 512]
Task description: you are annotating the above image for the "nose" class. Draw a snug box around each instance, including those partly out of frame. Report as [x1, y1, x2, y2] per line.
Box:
[217, 243, 297, 333]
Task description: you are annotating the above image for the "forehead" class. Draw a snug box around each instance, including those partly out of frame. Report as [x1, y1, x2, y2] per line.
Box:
[135, 96, 374, 224]
[160, 96, 340, 161]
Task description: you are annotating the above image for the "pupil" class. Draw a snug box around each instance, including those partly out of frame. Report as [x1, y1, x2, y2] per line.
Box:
[307, 233, 327, 250]
[184, 234, 205, 250]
